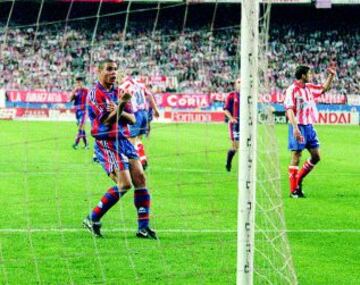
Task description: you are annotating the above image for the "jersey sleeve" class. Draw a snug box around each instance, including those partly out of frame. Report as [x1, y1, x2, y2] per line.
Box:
[306, 83, 324, 98]
[88, 89, 108, 121]
[284, 86, 295, 110]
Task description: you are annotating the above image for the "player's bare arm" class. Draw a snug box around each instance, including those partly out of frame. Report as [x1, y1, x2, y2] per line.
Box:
[120, 111, 136, 125]
[224, 109, 237, 123]
[322, 67, 336, 92]
[286, 109, 304, 143]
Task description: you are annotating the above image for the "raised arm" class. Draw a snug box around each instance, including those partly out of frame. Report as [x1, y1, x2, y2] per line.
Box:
[322, 67, 336, 92]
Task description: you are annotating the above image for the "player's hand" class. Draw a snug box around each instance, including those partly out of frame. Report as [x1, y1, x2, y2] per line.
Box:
[118, 87, 133, 102]
[293, 128, 304, 143]
[327, 67, 336, 76]
[121, 92, 132, 102]
[229, 117, 238, 124]
[106, 101, 118, 113]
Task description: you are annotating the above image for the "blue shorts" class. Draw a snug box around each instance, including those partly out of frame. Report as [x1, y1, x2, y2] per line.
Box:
[228, 122, 240, 141]
[76, 110, 86, 127]
[288, 124, 320, 151]
[129, 110, 149, 137]
[94, 138, 138, 175]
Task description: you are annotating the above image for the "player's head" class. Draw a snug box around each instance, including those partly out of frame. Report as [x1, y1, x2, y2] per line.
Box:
[98, 59, 117, 87]
[75, 76, 84, 88]
[234, 78, 241, 92]
[295, 65, 311, 82]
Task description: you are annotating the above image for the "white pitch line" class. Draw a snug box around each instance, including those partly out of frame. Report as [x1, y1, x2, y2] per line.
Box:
[0, 228, 359, 234]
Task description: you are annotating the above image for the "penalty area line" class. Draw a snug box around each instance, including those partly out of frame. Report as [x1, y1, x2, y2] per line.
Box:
[0, 228, 359, 234]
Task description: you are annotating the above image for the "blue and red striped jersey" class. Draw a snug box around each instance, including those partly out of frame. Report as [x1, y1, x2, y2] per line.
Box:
[87, 82, 133, 140]
[74, 88, 89, 111]
[224, 91, 240, 120]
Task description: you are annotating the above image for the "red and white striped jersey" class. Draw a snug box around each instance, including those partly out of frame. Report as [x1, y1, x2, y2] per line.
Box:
[118, 76, 151, 113]
[284, 80, 324, 125]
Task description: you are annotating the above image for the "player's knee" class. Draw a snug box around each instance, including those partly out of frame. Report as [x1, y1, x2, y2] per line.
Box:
[292, 152, 302, 165]
[134, 173, 146, 188]
[120, 183, 132, 191]
[311, 154, 320, 164]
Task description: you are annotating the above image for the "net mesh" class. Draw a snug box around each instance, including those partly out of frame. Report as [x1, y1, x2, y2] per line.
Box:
[0, 1, 296, 284]
[254, 3, 298, 284]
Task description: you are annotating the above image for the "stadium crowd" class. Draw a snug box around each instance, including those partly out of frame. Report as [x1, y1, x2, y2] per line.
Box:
[0, 21, 359, 95]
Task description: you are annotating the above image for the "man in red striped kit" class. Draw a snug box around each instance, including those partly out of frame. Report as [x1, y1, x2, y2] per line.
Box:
[284, 65, 336, 198]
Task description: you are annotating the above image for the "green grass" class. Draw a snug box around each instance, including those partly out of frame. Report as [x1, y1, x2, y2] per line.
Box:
[0, 121, 359, 284]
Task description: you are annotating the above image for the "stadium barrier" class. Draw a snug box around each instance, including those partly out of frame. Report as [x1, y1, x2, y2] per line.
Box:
[1, 90, 359, 124]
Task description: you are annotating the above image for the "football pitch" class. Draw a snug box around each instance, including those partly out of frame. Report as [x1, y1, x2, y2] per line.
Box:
[0, 120, 359, 284]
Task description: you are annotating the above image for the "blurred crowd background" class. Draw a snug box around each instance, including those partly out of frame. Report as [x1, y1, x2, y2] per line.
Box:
[0, 2, 359, 95]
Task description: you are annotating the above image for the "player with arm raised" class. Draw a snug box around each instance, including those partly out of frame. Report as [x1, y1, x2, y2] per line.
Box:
[284, 65, 336, 198]
[83, 59, 157, 239]
[224, 78, 241, 172]
[70, 76, 89, 149]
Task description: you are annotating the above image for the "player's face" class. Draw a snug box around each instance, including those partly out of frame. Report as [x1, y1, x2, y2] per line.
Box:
[235, 79, 241, 91]
[99, 62, 118, 86]
[76, 80, 83, 88]
[303, 70, 312, 83]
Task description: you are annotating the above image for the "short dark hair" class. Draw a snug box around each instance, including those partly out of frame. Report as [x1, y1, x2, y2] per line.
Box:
[295, 65, 310, 80]
[98, 58, 116, 70]
[75, 75, 84, 81]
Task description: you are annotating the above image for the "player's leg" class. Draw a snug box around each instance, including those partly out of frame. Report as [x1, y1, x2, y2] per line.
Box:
[289, 150, 302, 197]
[129, 111, 148, 170]
[129, 157, 157, 239]
[78, 114, 89, 149]
[83, 140, 133, 237]
[136, 111, 149, 169]
[90, 170, 132, 222]
[226, 122, 239, 172]
[297, 147, 320, 189]
[136, 135, 148, 170]
[296, 125, 320, 194]
[83, 170, 132, 238]
[73, 111, 82, 149]
[288, 125, 306, 198]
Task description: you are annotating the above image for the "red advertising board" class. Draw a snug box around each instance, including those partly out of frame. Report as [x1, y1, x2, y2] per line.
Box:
[318, 111, 358, 124]
[164, 111, 224, 122]
[161, 93, 211, 109]
[7, 90, 71, 103]
[15, 108, 50, 118]
[0, 108, 75, 120]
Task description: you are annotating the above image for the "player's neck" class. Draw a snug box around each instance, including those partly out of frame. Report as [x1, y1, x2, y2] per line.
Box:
[99, 81, 113, 91]
[296, 79, 306, 86]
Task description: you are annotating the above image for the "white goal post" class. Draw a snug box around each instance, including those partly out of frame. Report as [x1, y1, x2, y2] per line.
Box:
[237, 0, 259, 284]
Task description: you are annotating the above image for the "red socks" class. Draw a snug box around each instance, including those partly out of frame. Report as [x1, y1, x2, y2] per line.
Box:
[289, 159, 315, 193]
[136, 142, 147, 167]
[288, 166, 299, 193]
[297, 159, 315, 185]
